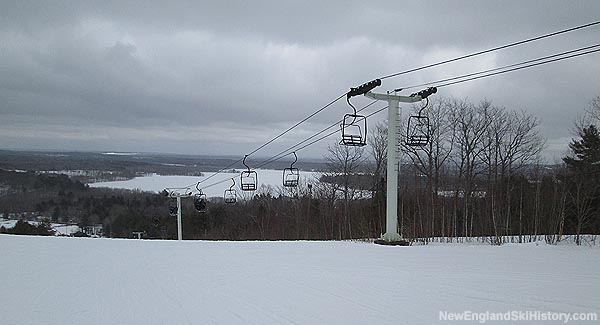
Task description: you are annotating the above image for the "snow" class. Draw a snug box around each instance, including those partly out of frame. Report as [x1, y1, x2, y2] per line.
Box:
[102, 152, 140, 156]
[0, 219, 17, 228]
[0, 219, 81, 235]
[89, 169, 321, 198]
[51, 223, 81, 235]
[1, 235, 598, 324]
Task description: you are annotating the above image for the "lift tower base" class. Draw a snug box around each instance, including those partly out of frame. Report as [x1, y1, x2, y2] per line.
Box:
[374, 239, 410, 246]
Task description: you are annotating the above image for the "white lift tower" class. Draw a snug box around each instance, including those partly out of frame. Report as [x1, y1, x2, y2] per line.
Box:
[346, 80, 436, 245]
[164, 187, 193, 241]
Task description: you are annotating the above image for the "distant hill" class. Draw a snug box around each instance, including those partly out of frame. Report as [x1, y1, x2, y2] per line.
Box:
[0, 150, 328, 180]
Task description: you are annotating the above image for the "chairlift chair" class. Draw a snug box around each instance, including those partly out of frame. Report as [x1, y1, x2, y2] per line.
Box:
[224, 178, 237, 204]
[406, 98, 431, 147]
[193, 184, 208, 212]
[240, 155, 258, 191]
[282, 152, 300, 187]
[340, 97, 367, 147]
[168, 198, 178, 217]
[194, 195, 207, 214]
[240, 171, 257, 191]
[406, 115, 430, 146]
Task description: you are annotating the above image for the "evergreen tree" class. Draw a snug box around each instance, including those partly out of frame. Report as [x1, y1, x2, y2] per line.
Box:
[563, 124, 600, 174]
[563, 124, 600, 244]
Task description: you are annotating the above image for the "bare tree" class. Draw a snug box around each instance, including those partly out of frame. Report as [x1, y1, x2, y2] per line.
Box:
[568, 176, 598, 245]
[480, 104, 508, 182]
[584, 95, 600, 121]
[369, 120, 388, 183]
[402, 97, 455, 193]
[480, 104, 545, 242]
[369, 120, 388, 234]
[499, 110, 545, 175]
[323, 142, 366, 239]
[402, 96, 455, 238]
[450, 99, 491, 238]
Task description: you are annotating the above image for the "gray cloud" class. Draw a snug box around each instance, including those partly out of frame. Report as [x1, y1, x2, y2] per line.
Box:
[1, 0, 599, 160]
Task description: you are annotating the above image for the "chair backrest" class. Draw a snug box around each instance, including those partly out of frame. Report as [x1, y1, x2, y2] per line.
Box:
[407, 115, 430, 147]
[341, 114, 367, 147]
[283, 168, 300, 187]
[224, 189, 236, 204]
[240, 170, 257, 191]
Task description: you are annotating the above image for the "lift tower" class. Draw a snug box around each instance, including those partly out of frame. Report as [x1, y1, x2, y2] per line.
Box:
[164, 187, 193, 241]
[350, 82, 435, 245]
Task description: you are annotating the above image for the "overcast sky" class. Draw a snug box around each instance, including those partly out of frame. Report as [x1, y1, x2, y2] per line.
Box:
[1, 0, 599, 162]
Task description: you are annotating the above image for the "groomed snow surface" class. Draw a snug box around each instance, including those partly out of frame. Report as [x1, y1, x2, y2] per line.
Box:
[1, 235, 598, 324]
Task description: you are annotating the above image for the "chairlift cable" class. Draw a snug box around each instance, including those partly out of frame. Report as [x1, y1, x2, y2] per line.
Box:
[255, 100, 379, 169]
[242, 46, 600, 176]
[179, 93, 346, 190]
[172, 42, 599, 192]
[246, 93, 346, 157]
[293, 104, 390, 153]
[178, 157, 244, 192]
[200, 104, 391, 190]
[202, 177, 236, 190]
[199, 106, 391, 191]
[434, 47, 600, 88]
[191, 22, 597, 160]
[165, 22, 600, 192]
[397, 43, 600, 91]
[379, 21, 600, 80]
[202, 21, 600, 174]
[260, 104, 390, 167]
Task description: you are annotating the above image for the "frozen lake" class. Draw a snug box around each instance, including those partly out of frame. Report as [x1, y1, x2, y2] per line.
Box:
[89, 169, 321, 198]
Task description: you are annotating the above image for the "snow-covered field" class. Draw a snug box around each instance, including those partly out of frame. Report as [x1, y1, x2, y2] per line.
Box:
[89, 169, 321, 198]
[0, 219, 80, 235]
[1, 235, 598, 324]
[1, 219, 19, 229]
[50, 223, 81, 236]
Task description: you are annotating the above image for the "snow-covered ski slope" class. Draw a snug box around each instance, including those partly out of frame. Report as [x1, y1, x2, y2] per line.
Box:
[1, 235, 598, 324]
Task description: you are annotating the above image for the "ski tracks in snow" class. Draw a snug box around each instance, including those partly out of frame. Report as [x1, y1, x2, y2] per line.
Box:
[1, 236, 599, 324]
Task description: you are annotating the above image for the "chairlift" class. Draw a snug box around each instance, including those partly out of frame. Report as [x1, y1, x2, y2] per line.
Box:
[240, 155, 258, 191]
[406, 97, 430, 147]
[340, 97, 367, 147]
[283, 152, 300, 187]
[168, 198, 178, 217]
[193, 184, 208, 213]
[224, 178, 237, 204]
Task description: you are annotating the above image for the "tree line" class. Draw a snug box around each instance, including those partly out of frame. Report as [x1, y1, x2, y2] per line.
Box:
[389, 95, 600, 244]
[1, 96, 599, 244]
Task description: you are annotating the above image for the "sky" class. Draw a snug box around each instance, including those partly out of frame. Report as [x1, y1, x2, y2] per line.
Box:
[1, 0, 599, 162]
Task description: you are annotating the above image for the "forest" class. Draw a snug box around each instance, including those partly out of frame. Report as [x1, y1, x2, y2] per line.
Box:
[1, 96, 599, 245]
